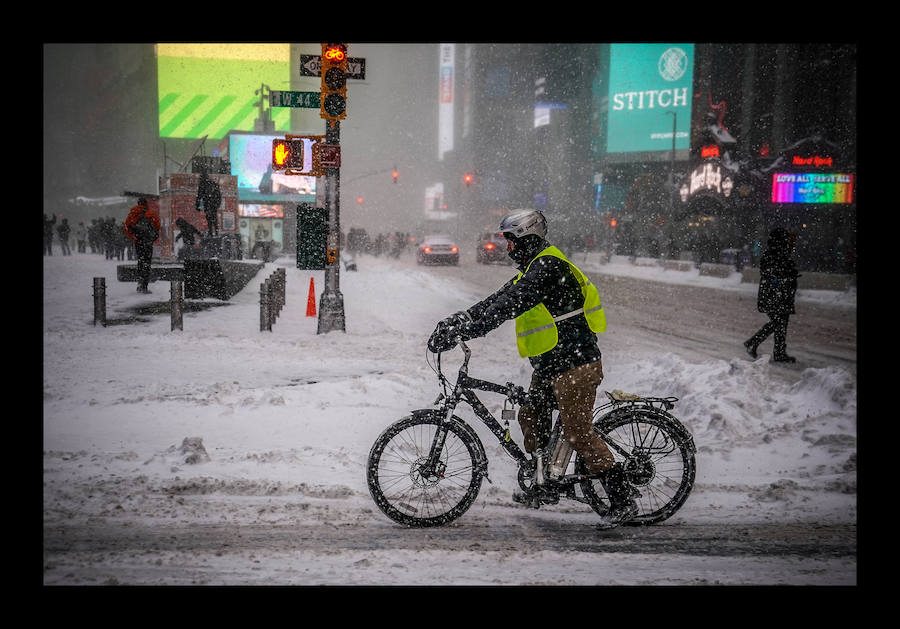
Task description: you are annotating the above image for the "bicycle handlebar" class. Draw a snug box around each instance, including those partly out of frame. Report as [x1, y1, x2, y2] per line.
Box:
[432, 337, 528, 405]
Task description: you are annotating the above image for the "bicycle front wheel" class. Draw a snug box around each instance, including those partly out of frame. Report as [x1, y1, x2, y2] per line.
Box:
[367, 412, 485, 527]
[578, 407, 696, 525]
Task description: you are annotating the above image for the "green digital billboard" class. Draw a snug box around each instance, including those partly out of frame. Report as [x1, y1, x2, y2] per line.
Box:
[157, 44, 292, 140]
[606, 44, 694, 155]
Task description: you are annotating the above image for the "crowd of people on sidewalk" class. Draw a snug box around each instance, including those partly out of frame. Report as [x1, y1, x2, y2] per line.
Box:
[43, 213, 138, 261]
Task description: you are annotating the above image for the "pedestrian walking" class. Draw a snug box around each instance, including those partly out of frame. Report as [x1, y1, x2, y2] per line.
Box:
[744, 228, 800, 363]
[57, 218, 72, 255]
[44, 213, 56, 255]
[102, 217, 116, 259]
[75, 221, 87, 253]
[88, 219, 101, 254]
[123, 198, 161, 294]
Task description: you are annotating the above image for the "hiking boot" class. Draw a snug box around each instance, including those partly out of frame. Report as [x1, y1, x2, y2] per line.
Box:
[772, 354, 796, 363]
[595, 462, 640, 529]
[596, 499, 639, 530]
[743, 340, 758, 359]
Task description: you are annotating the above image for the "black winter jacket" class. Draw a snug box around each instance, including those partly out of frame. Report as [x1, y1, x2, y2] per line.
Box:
[757, 230, 798, 316]
[466, 238, 602, 377]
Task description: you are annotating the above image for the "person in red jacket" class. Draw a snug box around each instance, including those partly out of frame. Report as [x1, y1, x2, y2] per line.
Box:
[123, 198, 161, 293]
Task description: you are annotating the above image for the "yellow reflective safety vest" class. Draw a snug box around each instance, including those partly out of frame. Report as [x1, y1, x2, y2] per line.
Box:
[513, 246, 606, 358]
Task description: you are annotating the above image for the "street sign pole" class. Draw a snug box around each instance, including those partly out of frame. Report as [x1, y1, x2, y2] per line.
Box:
[317, 119, 345, 334]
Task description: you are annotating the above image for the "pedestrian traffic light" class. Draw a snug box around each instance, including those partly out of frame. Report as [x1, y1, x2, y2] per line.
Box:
[320, 43, 348, 123]
[272, 138, 304, 170]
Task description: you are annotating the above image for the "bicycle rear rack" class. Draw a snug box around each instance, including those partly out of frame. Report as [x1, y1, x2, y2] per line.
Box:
[599, 390, 678, 413]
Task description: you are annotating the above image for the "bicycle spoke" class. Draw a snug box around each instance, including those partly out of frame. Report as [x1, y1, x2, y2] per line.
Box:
[580, 409, 695, 525]
[368, 414, 483, 525]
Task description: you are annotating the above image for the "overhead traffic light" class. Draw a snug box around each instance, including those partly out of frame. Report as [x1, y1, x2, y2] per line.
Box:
[464, 173, 473, 187]
[392, 168, 399, 184]
[320, 43, 348, 123]
[272, 138, 304, 170]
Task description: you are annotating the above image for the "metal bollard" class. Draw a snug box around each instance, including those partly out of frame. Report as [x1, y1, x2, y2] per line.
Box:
[170, 279, 184, 331]
[276, 269, 284, 315]
[92, 277, 106, 327]
[260, 280, 270, 332]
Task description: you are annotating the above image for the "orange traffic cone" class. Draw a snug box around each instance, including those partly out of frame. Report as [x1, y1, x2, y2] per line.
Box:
[306, 277, 317, 317]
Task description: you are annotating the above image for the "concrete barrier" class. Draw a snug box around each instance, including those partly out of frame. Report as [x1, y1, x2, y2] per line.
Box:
[662, 259, 695, 272]
[699, 263, 737, 278]
[741, 267, 854, 291]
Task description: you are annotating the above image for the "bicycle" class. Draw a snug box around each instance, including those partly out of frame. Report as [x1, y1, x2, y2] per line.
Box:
[366, 339, 697, 528]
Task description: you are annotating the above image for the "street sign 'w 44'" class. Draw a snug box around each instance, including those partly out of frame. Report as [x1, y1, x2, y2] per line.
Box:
[270, 90, 320, 108]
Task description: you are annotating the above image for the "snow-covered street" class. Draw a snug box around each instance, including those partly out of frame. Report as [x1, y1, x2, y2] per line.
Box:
[42, 250, 857, 585]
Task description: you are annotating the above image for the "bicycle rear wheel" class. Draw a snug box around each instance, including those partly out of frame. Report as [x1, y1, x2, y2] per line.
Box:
[367, 411, 485, 527]
[578, 407, 696, 525]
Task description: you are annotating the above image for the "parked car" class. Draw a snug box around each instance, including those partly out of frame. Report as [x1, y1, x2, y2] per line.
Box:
[417, 234, 459, 266]
[476, 231, 510, 264]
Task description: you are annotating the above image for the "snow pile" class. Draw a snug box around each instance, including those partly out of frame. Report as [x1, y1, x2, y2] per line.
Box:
[42, 251, 856, 584]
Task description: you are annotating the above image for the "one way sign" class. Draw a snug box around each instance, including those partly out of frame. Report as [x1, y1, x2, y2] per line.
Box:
[300, 54, 366, 80]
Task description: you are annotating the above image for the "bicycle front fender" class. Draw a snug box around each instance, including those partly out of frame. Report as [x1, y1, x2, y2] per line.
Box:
[409, 408, 490, 477]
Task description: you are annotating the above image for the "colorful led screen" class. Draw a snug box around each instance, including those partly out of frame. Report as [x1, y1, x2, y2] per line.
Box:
[157, 44, 292, 140]
[228, 133, 316, 203]
[771, 173, 854, 204]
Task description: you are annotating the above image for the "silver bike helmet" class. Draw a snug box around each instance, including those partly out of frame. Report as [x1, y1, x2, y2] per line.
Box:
[498, 209, 547, 239]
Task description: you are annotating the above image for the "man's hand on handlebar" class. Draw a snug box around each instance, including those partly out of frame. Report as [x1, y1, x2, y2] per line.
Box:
[428, 313, 485, 353]
[428, 319, 459, 353]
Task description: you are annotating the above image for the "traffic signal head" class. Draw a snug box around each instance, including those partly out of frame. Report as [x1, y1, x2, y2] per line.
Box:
[392, 169, 399, 184]
[272, 139, 304, 170]
[464, 173, 473, 187]
[320, 43, 348, 122]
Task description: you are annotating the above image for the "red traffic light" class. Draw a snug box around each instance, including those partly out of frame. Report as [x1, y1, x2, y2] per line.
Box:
[272, 139, 304, 170]
[464, 173, 473, 186]
[392, 169, 399, 183]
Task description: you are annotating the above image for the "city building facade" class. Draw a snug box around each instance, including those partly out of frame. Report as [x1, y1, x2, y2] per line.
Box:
[439, 43, 856, 273]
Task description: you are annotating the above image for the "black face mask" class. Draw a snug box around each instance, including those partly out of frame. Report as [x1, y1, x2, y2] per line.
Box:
[506, 234, 544, 266]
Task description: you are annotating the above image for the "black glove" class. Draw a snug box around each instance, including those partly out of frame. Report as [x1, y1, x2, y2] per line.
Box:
[454, 319, 484, 342]
[439, 310, 471, 328]
[428, 319, 457, 353]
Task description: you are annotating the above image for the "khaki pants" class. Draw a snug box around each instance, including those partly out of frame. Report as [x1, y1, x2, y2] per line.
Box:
[517, 360, 614, 475]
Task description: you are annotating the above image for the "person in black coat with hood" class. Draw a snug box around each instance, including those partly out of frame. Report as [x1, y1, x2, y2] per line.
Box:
[744, 228, 800, 363]
[428, 210, 638, 528]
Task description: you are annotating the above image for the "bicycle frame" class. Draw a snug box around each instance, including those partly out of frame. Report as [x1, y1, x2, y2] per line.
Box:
[426, 341, 530, 472]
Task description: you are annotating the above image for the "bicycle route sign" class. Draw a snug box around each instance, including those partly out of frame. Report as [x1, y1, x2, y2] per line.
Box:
[299, 54, 366, 80]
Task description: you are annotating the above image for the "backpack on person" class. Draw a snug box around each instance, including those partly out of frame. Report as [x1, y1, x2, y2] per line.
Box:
[131, 209, 158, 242]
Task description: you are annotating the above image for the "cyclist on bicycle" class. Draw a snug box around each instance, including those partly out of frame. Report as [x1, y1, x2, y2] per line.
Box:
[429, 209, 638, 527]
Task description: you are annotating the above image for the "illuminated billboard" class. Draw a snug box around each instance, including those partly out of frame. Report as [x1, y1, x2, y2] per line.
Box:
[607, 44, 694, 156]
[239, 204, 285, 218]
[771, 173, 854, 204]
[157, 44, 292, 140]
[228, 133, 316, 203]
